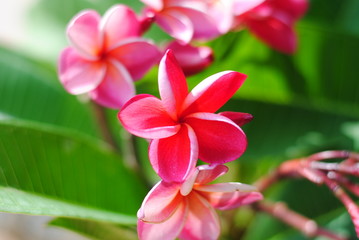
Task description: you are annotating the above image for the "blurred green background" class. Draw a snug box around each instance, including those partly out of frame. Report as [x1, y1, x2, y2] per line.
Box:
[0, 0, 359, 239]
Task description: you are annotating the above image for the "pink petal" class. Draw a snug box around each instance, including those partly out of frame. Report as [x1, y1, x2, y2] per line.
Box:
[58, 47, 105, 94]
[201, 190, 263, 210]
[218, 111, 253, 126]
[140, 0, 164, 11]
[149, 124, 198, 182]
[179, 192, 220, 240]
[181, 71, 247, 116]
[185, 113, 247, 164]
[109, 39, 161, 80]
[137, 200, 188, 240]
[158, 50, 188, 120]
[166, 1, 208, 10]
[195, 164, 229, 185]
[271, 0, 308, 20]
[101, 5, 141, 51]
[67, 10, 102, 60]
[233, 0, 265, 16]
[118, 94, 180, 138]
[207, 0, 234, 34]
[246, 16, 297, 54]
[155, 9, 193, 43]
[166, 40, 213, 76]
[180, 167, 199, 196]
[179, 7, 221, 40]
[89, 60, 135, 109]
[138, 181, 182, 223]
[196, 182, 258, 193]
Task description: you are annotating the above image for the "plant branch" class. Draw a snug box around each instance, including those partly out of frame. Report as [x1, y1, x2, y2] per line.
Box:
[91, 101, 121, 153]
[254, 201, 347, 240]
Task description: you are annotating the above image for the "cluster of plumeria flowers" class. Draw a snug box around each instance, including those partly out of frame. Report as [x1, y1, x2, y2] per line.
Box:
[56, 0, 359, 240]
[59, 0, 308, 109]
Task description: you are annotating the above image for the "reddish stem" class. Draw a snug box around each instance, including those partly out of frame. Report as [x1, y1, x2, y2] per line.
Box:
[254, 201, 346, 240]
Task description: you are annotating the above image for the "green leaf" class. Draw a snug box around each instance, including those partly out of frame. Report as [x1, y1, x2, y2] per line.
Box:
[0, 187, 136, 224]
[0, 47, 99, 137]
[50, 218, 137, 240]
[0, 120, 147, 223]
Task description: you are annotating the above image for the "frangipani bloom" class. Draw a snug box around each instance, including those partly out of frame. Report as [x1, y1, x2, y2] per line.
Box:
[119, 50, 249, 182]
[59, 5, 161, 109]
[233, 0, 308, 54]
[140, 0, 232, 43]
[165, 40, 213, 76]
[137, 164, 263, 240]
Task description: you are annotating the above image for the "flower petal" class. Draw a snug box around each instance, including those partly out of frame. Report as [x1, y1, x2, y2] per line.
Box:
[101, 5, 141, 51]
[195, 164, 229, 185]
[149, 124, 198, 182]
[246, 16, 297, 54]
[179, 7, 221, 40]
[118, 94, 180, 138]
[89, 60, 135, 109]
[180, 167, 199, 196]
[109, 39, 161, 80]
[207, 0, 234, 34]
[155, 9, 193, 43]
[195, 182, 258, 192]
[271, 0, 308, 20]
[185, 113, 247, 164]
[201, 189, 263, 210]
[140, 0, 164, 11]
[138, 200, 188, 240]
[58, 47, 105, 94]
[218, 111, 253, 126]
[158, 50, 188, 120]
[181, 71, 247, 115]
[179, 192, 220, 240]
[166, 40, 213, 76]
[233, 0, 265, 16]
[138, 181, 182, 223]
[67, 10, 101, 59]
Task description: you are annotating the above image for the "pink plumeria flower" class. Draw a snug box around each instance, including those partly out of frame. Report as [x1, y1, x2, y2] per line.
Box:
[119, 50, 249, 182]
[59, 5, 161, 109]
[165, 40, 213, 76]
[140, 0, 232, 43]
[137, 164, 263, 240]
[233, 0, 308, 54]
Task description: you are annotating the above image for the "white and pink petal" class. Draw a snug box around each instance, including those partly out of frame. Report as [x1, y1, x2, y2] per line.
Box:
[185, 113, 247, 164]
[200, 189, 263, 210]
[158, 50, 189, 120]
[179, 192, 220, 240]
[101, 5, 142, 51]
[89, 60, 135, 109]
[66, 10, 102, 59]
[181, 71, 247, 115]
[155, 9, 194, 43]
[138, 181, 182, 223]
[138, 200, 188, 240]
[149, 124, 198, 183]
[195, 164, 229, 185]
[165, 41, 213, 76]
[58, 47, 105, 94]
[118, 94, 180, 138]
[109, 39, 161, 80]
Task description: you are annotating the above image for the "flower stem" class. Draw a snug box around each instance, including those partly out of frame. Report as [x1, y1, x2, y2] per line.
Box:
[91, 101, 121, 153]
[91, 102, 152, 189]
[253, 201, 347, 240]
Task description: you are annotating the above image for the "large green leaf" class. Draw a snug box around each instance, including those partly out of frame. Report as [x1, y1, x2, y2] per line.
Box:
[0, 187, 136, 224]
[50, 218, 137, 240]
[0, 47, 99, 137]
[0, 120, 147, 223]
